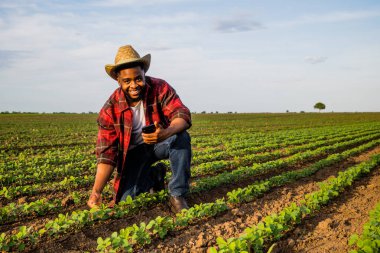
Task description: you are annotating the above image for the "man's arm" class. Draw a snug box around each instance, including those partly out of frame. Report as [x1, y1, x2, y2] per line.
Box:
[159, 81, 192, 128]
[87, 163, 114, 208]
[163, 118, 190, 138]
[88, 107, 119, 208]
[142, 81, 191, 144]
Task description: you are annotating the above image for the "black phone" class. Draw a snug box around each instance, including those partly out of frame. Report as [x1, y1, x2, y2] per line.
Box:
[142, 124, 156, 134]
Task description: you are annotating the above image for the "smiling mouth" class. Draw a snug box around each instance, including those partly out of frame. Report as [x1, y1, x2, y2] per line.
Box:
[129, 88, 141, 97]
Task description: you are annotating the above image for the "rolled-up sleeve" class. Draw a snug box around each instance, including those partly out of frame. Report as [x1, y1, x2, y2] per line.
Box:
[160, 83, 192, 127]
[96, 109, 119, 166]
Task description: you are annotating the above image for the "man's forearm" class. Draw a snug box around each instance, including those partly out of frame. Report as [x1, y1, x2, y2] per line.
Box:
[92, 163, 114, 194]
[165, 118, 190, 137]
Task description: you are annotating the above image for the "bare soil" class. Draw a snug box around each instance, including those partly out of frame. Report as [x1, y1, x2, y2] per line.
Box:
[28, 146, 380, 252]
[273, 151, 380, 252]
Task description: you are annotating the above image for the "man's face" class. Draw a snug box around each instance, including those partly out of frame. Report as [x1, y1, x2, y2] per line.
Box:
[117, 66, 146, 102]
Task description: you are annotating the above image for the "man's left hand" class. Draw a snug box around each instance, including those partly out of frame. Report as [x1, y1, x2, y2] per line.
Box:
[142, 121, 170, 144]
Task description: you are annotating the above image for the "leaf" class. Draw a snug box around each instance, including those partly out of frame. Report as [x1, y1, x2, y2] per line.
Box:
[362, 245, 374, 253]
[38, 229, 46, 236]
[125, 195, 133, 205]
[349, 234, 358, 246]
[208, 247, 218, 253]
[216, 237, 227, 246]
[146, 220, 155, 230]
[18, 243, 26, 251]
[267, 243, 277, 253]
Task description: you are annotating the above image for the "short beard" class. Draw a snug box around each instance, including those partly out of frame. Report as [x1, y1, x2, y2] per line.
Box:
[124, 88, 145, 104]
[126, 95, 142, 103]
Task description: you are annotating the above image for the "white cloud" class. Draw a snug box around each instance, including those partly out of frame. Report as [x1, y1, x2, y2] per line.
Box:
[275, 10, 380, 27]
[214, 18, 263, 33]
[213, 11, 264, 33]
[304, 56, 328, 64]
[0, 1, 39, 10]
[302, 10, 380, 23]
[91, 0, 188, 7]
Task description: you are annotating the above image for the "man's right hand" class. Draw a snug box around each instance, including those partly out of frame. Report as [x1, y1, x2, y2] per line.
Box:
[87, 192, 102, 208]
[87, 163, 114, 208]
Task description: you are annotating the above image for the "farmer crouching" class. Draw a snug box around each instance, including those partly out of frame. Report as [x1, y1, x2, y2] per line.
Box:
[87, 45, 192, 213]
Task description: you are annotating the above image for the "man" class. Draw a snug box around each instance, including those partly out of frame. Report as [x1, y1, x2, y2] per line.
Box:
[87, 45, 192, 213]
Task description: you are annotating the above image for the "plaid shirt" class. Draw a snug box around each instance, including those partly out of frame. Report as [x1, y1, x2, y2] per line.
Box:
[96, 76, 191, 202]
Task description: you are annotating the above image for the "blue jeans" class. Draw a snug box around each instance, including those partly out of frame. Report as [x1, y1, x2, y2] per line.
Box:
[120, 131, 191, 201]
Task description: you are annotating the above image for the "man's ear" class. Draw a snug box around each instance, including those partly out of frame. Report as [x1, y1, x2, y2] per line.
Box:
[116, 74, 121, 86]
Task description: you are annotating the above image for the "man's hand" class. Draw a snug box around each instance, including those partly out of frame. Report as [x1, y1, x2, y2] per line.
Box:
[142, 118, 190, 145]
[142, 121, 170, 144]
[87, 191, 102, 208]
[87, 163, 114, 209]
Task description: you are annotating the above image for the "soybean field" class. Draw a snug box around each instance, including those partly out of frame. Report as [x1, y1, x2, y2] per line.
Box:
[1, 112, 380, 252]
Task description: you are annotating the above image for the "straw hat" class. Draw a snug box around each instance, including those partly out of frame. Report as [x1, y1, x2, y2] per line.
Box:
[105, 45, 151, 80]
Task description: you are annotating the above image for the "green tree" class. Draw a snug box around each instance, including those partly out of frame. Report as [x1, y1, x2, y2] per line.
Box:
[314, 102, 326, 112]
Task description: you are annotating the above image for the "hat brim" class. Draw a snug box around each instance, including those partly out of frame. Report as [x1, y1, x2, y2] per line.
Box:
[105, 54, 151, 80]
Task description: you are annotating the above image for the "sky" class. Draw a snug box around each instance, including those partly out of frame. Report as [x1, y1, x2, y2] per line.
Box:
[0, 0, 379, 113]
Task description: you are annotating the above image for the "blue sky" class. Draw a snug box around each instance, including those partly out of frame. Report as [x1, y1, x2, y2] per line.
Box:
[0, 0, 379, 113]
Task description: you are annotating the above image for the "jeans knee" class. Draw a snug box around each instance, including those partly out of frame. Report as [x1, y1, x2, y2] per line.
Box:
[174, 131, 191, 147]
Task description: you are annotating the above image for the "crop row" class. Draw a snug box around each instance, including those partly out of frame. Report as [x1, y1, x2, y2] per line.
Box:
[349, 201, 380, 253]
[0, 184, 116, 225]
[2, 127, 376, 189]
[0, 145, 94, 168]
[233, 130, 377, 165]
[192, 127, 376, 165]
[1, 122, 375, 176]
[0, 175, 93, 201]
[0, 129, 316, 185]
[0, 160, 96, 187]
[0, 122, 348, 183]
[0, 143, 94, 163]
[2, 132, 377, 202]
[222, 124, 379, 150]
[188, 130, 379, 178]
[0, 191, 86, 225]
[193, 124, 370, 155]
[95, 140, 380, 252]
[7, 131, 380, 203]
[192, 123, 379, 148]
[191, 133, 380, 192]
[0, 140, 94, 154]
[2, 115, 379, 153]
[0, 191, 167, 251]
[2, 132, 376, 224]
[3, 123, 368, 171]
[162, 129, 379, 180]
[190, 122, 377, 148]
[210, 153, 380, 253]
[1, 139, 379, 251]
[226, 127, 373, 156]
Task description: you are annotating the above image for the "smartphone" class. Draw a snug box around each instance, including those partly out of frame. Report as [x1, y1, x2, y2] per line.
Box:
[142, 124, 156, 134]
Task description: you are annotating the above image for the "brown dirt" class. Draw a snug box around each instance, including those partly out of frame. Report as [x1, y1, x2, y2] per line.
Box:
[30, 203, 174, 253]
[187, 139, 375, 206]
[25, 144, 336, 250]
[273, 155, 380, 252]
[142, 146, 380, 253]
[27, 146, 380, 253]
[0, 188, 94, 232]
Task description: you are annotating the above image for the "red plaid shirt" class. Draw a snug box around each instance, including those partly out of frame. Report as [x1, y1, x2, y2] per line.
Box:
[96, 76, 191, 202]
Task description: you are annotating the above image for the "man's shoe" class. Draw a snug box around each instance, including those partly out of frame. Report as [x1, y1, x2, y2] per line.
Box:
[169, 196, 189, 213]
[151, 163, 167, 192]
